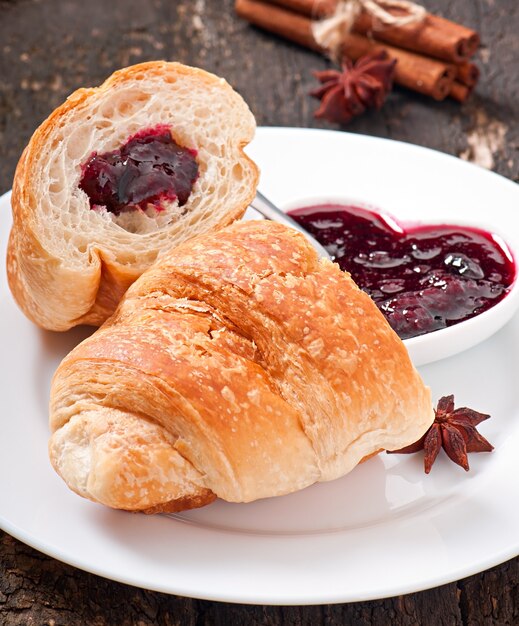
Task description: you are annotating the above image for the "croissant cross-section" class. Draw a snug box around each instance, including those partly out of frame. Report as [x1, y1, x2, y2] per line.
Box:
[7, 61, 258, 331]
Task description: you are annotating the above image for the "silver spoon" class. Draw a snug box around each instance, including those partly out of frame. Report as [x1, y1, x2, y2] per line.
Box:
[249, 191, 332, 261]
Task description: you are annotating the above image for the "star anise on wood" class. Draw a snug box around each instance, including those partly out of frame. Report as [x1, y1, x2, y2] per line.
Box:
[389, 395, 494, 473]
[310, 51, 397, 125]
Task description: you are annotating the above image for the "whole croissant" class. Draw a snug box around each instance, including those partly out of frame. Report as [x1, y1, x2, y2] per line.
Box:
[49, 220, 434, 513]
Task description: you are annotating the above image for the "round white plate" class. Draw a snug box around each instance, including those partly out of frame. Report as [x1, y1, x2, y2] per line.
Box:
[1, 127, 519, 605]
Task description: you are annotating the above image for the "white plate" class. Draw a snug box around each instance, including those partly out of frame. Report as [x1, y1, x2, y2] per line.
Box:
[1, 127, 519, 605]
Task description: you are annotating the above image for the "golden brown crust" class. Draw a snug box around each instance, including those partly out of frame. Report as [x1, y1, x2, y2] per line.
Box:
[139, 493, 217, 515]
[49, 220, 434, 513]
[8, 61, 259, 331]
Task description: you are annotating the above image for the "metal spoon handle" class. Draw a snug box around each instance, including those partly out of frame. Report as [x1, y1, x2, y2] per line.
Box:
[250, 191, 332, 260]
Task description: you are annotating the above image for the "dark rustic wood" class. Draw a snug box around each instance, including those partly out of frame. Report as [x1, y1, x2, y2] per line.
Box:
[1, 0, 518, 623]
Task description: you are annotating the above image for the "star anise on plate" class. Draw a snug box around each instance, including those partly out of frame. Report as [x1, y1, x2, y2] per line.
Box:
[389, 395, 494, 473]
[310, 51, 397, 125]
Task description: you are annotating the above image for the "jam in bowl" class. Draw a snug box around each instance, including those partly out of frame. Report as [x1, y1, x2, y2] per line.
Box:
[285, 202, 519, 365]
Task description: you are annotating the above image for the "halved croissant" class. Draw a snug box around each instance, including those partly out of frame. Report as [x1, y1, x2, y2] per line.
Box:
[49, 220, 434, 513]
[7, 61, 258, 331]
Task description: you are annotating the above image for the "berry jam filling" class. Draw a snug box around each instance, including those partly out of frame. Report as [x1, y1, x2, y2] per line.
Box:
[288, 204, 515, 340]
[79, 125, 198, 215]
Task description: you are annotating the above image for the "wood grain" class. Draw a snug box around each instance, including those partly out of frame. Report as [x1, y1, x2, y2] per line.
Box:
[0, 0, 518, 623]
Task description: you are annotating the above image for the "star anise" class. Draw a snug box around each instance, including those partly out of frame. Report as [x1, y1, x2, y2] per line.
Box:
[310, 51, 397, 125]
[389, 395, 494, 473]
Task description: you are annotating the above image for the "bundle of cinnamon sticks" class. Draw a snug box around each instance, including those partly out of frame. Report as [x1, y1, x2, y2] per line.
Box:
[235, 0, 480, 102]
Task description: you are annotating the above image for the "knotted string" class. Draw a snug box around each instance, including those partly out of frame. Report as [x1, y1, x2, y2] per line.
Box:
[312, 0, 426, 58]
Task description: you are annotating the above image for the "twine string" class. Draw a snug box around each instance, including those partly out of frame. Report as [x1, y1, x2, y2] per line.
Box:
[312, 0, 426, 58]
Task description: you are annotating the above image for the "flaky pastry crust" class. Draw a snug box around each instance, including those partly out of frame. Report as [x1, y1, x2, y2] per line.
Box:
[49, 220, 434, 513]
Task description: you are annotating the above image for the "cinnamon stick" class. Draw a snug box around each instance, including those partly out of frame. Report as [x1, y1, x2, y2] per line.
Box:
[266, 0, 480, 63]
[236, 0, 320, 50]
[236, 0, 455, 100]
[354, 12, 479, 64]
[342, 32, 455, 101]
[265, 0, 334, 17]
[449, 81, 472, 103]
[456, 62, 480, 87]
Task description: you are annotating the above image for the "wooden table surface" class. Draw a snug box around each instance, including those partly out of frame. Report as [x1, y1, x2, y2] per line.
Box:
[1, 0, 518, 623]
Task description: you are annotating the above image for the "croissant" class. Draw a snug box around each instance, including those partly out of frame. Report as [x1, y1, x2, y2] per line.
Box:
[7, 61, 258, 331]
[49, 220, 434, 513]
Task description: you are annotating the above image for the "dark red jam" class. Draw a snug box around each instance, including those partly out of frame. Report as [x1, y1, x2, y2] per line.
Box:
[79, 125, 198, 214]
[288, 204, 515, 340]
